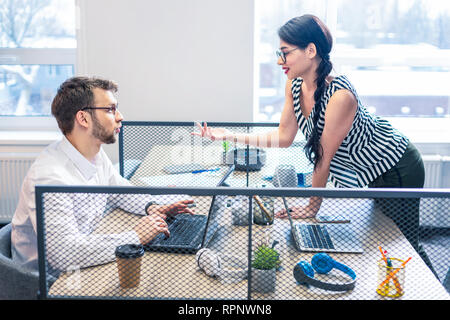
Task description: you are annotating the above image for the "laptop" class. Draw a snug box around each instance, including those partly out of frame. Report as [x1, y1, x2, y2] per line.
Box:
[144, 165, 234, 254]
[281, 197, 363, 254]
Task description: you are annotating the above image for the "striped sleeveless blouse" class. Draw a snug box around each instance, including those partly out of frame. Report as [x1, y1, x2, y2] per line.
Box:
[292, 75, 409, 188]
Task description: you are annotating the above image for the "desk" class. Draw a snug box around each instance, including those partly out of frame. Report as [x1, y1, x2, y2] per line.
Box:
[129, 144, 315, 188]
[47, 197, 449, 300]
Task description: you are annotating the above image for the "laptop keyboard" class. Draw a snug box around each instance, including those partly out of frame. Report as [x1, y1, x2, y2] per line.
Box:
[150, 215, 206, 246]
[298, 224, 335, 250]
[165, 218, 202, 245]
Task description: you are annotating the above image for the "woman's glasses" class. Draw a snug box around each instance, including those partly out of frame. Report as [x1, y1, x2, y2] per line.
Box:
[276, 47, 299, 63]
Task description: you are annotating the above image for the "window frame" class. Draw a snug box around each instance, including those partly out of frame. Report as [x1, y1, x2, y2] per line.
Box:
[253, 0, 450, 144]
[0, 48, 76, 130]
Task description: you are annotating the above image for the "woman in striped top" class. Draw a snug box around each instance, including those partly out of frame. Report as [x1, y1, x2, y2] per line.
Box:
[193, 14, 425, 250]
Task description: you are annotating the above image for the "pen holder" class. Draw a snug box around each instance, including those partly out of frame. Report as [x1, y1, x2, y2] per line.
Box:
[253, 196, 274, 226]
[376, 258, 406, 298]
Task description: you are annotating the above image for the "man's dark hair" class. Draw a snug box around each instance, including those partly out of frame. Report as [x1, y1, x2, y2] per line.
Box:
[51, 76, 118, 135]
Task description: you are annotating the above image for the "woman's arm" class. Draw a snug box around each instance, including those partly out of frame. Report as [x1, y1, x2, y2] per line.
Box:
[193, 80, 299, 148]
[307, 89, 358, 214]
[316, 89, 357, 180]
[276, 89, 357, 219]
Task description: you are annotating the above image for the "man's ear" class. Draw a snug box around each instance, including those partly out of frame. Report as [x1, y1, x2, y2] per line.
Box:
[306, 43, 317, 59]
[75, 110, 90, 129]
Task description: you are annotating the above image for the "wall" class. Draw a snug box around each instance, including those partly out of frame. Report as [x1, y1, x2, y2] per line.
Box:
[77, 0, 255, 162]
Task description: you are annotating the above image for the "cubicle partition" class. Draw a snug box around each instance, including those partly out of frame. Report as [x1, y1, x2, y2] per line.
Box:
[118, 121, 314, 188]
[118, 121, 450, 277]
[36, 185, 450, 300]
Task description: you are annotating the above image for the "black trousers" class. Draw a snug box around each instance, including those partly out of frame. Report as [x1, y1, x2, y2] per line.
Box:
[368, 141, 425, 251]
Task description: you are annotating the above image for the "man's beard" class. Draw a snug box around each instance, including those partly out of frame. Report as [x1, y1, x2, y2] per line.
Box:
[91, 115, 116, 144]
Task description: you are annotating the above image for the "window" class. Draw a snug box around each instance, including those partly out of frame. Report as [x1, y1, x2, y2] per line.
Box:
[255, 0, 450, 122]
[0, 0, 76, 122]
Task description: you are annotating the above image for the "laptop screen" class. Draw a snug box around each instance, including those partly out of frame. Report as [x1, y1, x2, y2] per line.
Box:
[216, 165, 235, 186]
[200, 194, 225, 246]
[281, 196, 296, 234]
[200, 165, 234, 246]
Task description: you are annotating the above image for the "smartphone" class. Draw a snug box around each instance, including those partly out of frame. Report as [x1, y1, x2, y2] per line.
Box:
[316, 215, 350, 224]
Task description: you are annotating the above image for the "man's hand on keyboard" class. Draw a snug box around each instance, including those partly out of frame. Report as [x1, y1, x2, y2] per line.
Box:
[134, 214, 170, 245]
[147, 199, 195, 219]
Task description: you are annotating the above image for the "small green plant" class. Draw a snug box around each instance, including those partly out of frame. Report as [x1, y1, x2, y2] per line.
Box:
[252, 243, 280, 270]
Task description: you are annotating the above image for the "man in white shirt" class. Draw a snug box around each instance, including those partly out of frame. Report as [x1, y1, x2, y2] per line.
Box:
[11, 76, 193, 272]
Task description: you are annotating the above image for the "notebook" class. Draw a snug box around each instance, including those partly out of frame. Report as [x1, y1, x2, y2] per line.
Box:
[143, 165, 234, 254]
[281, 197, 363, 254]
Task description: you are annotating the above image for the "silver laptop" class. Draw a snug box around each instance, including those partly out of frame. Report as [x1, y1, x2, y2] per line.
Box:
[281, 197, 363, 254]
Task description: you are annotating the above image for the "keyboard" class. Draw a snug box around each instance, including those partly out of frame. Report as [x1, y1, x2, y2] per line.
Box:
[150, 215, 206, 246]
[297, 224, 335, 250]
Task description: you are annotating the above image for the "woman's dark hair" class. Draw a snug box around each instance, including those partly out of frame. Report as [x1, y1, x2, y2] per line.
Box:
[51, 76, 118, 135]
[278, 14, 333, 168]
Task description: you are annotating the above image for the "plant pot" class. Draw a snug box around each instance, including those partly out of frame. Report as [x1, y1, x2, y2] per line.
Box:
[251, 268, 276, 293]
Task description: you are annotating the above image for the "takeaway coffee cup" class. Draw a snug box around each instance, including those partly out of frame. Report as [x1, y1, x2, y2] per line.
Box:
[115, 244, 144, 288]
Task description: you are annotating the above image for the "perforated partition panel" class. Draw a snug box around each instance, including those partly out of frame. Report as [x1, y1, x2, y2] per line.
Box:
[36, 186, 449, 300]
[118, 121, 314, 189]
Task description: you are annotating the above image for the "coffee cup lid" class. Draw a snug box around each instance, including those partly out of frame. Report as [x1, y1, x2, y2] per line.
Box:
[115, 244, 144, 259]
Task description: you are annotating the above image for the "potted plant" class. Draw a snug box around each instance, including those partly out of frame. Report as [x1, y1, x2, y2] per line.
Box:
[251, 241, 280, 293]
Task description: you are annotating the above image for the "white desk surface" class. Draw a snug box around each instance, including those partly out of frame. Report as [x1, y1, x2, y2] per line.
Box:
[129, 144, 314, 188]
[47, 145, 449, 299]
[47, 196, 449, 300]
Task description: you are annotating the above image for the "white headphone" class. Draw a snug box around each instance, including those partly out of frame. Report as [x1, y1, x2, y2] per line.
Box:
[196, 248, 247, 283]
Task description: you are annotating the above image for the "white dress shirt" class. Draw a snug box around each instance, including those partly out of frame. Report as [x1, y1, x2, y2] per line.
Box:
[11, 136, 152, 272]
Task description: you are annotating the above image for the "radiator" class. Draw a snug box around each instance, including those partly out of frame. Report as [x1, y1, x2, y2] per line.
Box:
[423, 154, 445, 188]
[0, 153, 37, 223]
[420, 155, 450, 227]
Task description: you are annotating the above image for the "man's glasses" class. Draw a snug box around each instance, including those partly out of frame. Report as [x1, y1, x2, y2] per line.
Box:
[81, 104, 119, 115]
[276, 47, 299, 63]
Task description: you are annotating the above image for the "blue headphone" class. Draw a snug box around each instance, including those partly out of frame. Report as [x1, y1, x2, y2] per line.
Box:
[293, 253, 357, 292]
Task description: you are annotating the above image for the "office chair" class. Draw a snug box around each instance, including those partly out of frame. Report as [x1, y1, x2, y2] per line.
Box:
[0, 223, 39, 300]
